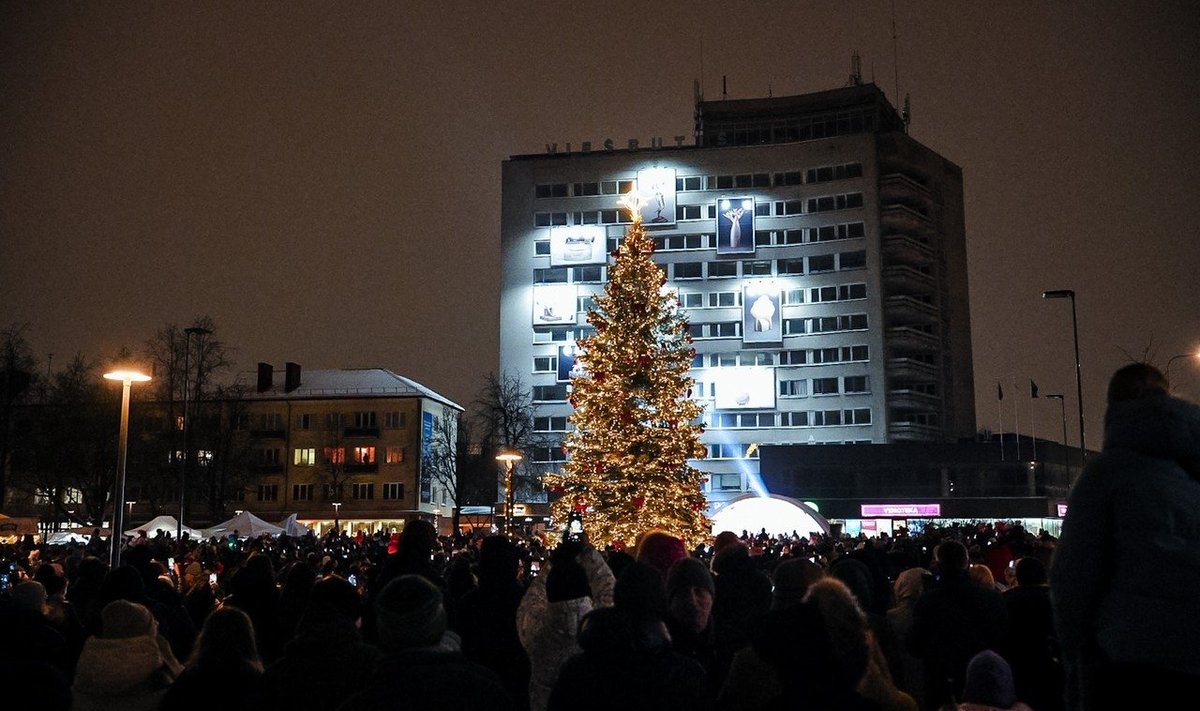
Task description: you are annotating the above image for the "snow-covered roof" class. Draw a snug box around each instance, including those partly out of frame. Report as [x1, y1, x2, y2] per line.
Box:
[248, 367, 462, 410]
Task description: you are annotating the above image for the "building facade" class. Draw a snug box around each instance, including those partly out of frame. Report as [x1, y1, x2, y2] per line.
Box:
[236, 363, 462, 533]
[499, 83, 976, 509]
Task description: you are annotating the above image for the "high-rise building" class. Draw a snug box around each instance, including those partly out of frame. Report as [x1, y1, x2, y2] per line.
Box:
[500, 83, 975, 510]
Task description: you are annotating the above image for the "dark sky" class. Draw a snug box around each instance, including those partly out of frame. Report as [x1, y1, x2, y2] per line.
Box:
[3, 2, 1198, 451]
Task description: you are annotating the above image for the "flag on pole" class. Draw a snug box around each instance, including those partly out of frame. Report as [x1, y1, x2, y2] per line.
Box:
[1031, 380, 1039, 399]
[997, 382, 1004, 401]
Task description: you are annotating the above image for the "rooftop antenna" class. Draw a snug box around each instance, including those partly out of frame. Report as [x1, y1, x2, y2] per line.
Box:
[891, 0, 901, 99]
[903, 93, 912, 132]
[849, 50, 863, 86]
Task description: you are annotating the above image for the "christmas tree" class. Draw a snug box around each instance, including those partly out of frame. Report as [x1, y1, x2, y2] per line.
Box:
[547, 194, 711, 548]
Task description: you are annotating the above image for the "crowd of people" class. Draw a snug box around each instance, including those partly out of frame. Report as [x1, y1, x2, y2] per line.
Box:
[0, 362, 1195, 710]
[0, 518, 1058, 711]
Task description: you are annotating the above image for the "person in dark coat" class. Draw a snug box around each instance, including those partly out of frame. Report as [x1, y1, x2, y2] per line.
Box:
[1051, 363, 1200, 710]
[452, 535, 531, 710]
[221, 553, 284, 664]
[1003, 557, 1063, 711]
[710, 541, 772, 682]
[547, 606, 712, 711]
[342, 574, 515, 711]
[664, 556, 719, 682]
[907, 539, 1009, 708]
[261, 575, 379, 711]
[159, 606, 264, 711]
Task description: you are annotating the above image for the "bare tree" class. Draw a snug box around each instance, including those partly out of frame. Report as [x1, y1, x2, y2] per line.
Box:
[425, 407, 494, 533]
[0, 323, 38, 508]
[472, 371, 549, 504]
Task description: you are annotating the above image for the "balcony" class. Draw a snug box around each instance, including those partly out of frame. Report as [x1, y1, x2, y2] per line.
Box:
[886, 356, 940, 380]
[884, 294, 939, 324]
[343, 427, 380, 438]
[888, 420, 943, 442]
[881, 204, 933, 234]
[882, 264, 936, 292]
[879, 172, 933, 203]
[345, 463, 379, 474]
[250, 429, 286, 440]
[887, 387, 942, 410]
[882, 233, 934, 267]
[252, 464, 284, 474]
[885, 325, 940, 352]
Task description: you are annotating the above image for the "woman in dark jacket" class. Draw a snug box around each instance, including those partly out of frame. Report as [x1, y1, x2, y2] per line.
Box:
[160, 606, 264, 711]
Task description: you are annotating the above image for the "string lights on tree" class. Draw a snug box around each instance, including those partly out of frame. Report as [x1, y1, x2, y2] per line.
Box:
[546, 193, 711, 548]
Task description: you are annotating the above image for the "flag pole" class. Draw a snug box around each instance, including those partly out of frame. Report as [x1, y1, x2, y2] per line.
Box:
[1030, 380, 1039, 462]
[1013, 381, 1021, 461]
[997, 382, 1005, 461]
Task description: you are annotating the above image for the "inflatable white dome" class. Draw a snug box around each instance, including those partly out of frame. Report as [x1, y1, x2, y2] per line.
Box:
[710, 495, 829, 539]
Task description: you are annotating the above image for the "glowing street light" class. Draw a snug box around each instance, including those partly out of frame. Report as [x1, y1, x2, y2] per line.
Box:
[1042, 289, 1086, 475]
[332, 501, 342, 534]
[495, 449, 523, 536]
[103, 368, 151, 569]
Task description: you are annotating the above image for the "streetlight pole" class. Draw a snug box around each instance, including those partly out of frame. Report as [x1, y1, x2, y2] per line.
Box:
[1045, 394, 1069, 478]
[179, 326, 211, 544]
[104, 369, 151, 569]
[332, 501, 342, 534]
[1042, 289, 1086, 474]
[495, 450, 522, 537]
[1165, 352, 1199, 386]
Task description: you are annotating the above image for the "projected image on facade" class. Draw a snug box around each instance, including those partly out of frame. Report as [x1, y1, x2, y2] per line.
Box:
[550, 225, 607, 266]
[742, 284, 781, 344]
[636, 167, 676, 225]
[532, 284, 577, 325]
[717, 197, 755, 254]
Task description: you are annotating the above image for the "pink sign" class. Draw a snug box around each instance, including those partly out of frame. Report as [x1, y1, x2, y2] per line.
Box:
[1057, 503, 1068, 517]
[860, 503, 941, 517]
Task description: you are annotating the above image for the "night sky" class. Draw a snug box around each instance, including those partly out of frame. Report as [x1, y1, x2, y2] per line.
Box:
[3, 2, 1198, 452]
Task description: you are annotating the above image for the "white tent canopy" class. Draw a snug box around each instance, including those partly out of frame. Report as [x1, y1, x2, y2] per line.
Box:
[204, 511, 284, 539]
[125, 514, 204, 539]
[277, 513, 312, 537]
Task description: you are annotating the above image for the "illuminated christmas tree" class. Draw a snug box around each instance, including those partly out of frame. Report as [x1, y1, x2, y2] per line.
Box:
[547, 194, 710, 548]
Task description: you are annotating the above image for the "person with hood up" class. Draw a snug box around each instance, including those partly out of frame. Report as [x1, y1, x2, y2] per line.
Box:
[71, 599, 182, 711]
[1051, 362, 1200, 710]
[517, 538, 616, 711]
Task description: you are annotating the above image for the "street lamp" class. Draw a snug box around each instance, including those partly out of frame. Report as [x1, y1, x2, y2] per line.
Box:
[1044, 394, 1069, 476]
[179, 326, 211, 544]
[495, 449, 523, 536]
[332, 501, 342, 534]
[1042, 289, 1086, 473]
[103, 368, 151, 569]
[1165, 352, 1199, 385]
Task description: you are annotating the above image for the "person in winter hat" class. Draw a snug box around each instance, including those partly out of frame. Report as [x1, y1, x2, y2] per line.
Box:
[71, 599, 181, 711]
[958, 649, 1033, 711]
[664, 556, 718, 680]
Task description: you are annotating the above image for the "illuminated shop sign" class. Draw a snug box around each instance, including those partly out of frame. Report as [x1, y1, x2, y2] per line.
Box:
[1057, 503, 1068, 517]
[532, 285, 577, 326]
[717, 197, 755, 254]
[860, 503, 942, 517]
[636, 168, 677, 225]
[550, 225, 607, 266]
[714, 367, 776, 410]
[742, 283, 781, 344]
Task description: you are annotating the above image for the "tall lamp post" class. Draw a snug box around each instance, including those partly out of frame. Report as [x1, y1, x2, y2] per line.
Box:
[495, 449, 522, 536]
[1044, 394, 1069, 477]
[1042, 289, 1086, 473]
[179, 326, 211, 544]
[332, 501, 342, 535]
[104, 368, 151, 569]
[1165, 352, 1199, 385]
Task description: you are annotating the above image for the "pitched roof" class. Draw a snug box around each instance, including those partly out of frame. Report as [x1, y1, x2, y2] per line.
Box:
[248, 367, 462, 410]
